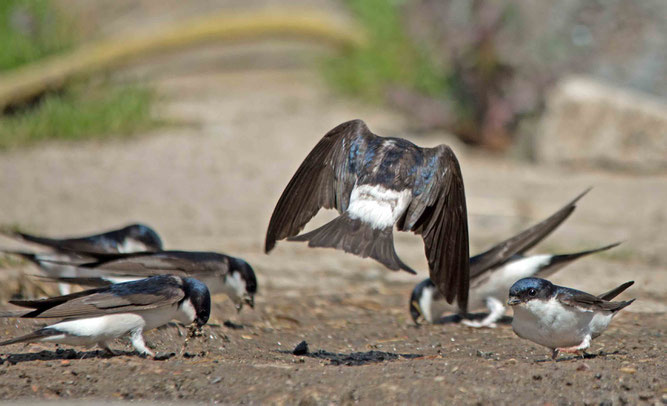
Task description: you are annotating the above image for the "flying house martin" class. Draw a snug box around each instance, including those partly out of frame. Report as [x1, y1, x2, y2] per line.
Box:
[265, 119, 470, 311]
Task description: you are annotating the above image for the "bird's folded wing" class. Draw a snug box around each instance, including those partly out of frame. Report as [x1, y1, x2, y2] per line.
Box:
[597, 281, 634, 301]
[264, 119, 374, 252]
[11, 231, 115, 254]
[399, 145, 470, 312]
[9, 277, 184, 318]
[557, 289, 632, 312]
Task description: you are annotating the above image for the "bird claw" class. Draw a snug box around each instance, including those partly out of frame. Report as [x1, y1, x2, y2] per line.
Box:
[462, 320, 497, 329]
[188, 324, 203, 339]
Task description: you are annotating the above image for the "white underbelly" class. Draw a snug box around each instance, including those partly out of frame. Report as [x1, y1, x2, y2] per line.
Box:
[419, 286, 455, 322]
[36, 255, 82, 278]
[45, 306, 179, 345]
[347, 184, 411, 229]
[471, 256, 552, 309]
[511, 299, 613, 349]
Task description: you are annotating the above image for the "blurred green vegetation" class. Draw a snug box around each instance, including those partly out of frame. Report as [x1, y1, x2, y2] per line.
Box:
[0, 0, 158, 148]
[0, 0, 74, 70]
[324, 0, 523, 149]
[322, 0, 449, 102]
[0, 85, 158, 149]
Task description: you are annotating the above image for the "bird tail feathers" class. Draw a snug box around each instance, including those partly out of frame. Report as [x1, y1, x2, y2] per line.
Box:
[288, 214, 416, 274]
[537, 242, 621, 279]
[0, 310, 30, 318]
[0, 328, 58, 346]
[0, 249, 38, 264]
[611, 299, 635, 313]
[598, 281, 634, 301]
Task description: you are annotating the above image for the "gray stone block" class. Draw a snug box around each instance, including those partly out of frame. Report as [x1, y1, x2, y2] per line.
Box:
[536, 76, 667, 172]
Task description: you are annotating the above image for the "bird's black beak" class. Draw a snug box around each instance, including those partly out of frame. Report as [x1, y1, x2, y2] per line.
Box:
[409, 300, 423, 326]
[507, 297, 521, 306]
[243, 294, 254, 309]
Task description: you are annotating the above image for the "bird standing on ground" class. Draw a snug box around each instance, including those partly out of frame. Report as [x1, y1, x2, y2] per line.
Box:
[508, 277, 634, 359]
[408, 189, 620, 328]
[0, 275, 211, 358]
[1, 223, 163, 295]
[41, 250, 257, 312]
[266, 119, 470, 311]
[3, 223, 163, 254]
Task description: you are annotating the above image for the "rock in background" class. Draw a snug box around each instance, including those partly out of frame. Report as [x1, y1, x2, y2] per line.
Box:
[536, 76, 667, 172]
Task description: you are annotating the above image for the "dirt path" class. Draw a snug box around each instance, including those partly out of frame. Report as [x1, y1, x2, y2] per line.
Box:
[0, 37, 665, 403]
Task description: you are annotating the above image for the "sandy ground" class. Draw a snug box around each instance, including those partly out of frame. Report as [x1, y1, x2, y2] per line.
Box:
[0, 40, 665, 404]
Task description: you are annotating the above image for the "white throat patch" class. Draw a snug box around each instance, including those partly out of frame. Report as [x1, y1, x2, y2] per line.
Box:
[419, 285, 454, 323]
[178, 299, 197, 324]
[347, 184, 411, 229]
[223, 271, 247, 304]
[119, 239, 149, 253]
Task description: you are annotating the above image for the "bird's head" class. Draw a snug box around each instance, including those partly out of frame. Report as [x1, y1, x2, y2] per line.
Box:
[226, 257, 257, 312]
[124, 223, 163, 251]
[409, 278, 435, 325]
[508, 277, 554, 306]
[183, 277, 211, 327]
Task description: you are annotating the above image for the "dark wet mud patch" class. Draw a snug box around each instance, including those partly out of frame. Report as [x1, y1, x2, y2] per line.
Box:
[306, 349, 423, 366]
[1, 348, 139, 365]
[285, 341, 422, 366]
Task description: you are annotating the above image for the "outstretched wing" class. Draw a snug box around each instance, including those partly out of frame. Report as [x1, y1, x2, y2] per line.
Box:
[469, 188, 591, 279]
[265, 119, 376, 252]
[9, 275, 184, 318]
[398, 145, 470, 312]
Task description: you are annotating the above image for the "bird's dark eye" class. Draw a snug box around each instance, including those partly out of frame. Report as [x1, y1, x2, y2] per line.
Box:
[528, 288, 537, 296]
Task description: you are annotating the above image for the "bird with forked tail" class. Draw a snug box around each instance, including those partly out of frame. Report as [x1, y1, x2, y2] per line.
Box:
[0, 275, 210, 358]
[265, 119, 470, 311]
[0, 223, 163, 295]
[508, 277, 634, 359]
[408, 189, 622, 328]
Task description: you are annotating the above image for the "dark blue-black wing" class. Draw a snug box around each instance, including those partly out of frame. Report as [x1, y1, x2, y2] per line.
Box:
[265, 119, 375, 252]
[399, 145, 470, 312]
[8, 275, 185, 318]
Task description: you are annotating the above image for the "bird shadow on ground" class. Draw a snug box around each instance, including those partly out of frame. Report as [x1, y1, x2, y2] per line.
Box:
[533, 350, 623, 363]
[432, 313, 513, 325]
[0, 348, 140, 365]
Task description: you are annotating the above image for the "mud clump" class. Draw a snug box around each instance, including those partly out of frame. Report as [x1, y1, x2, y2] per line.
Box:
[293, 340, 308, 355]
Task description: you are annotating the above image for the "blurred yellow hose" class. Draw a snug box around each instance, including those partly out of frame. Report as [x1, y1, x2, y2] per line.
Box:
[0, 9, 366, 109]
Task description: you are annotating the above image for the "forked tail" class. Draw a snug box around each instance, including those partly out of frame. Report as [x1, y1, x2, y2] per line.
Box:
[288, 214, 416, 274]
[0, 328, 59, 346]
